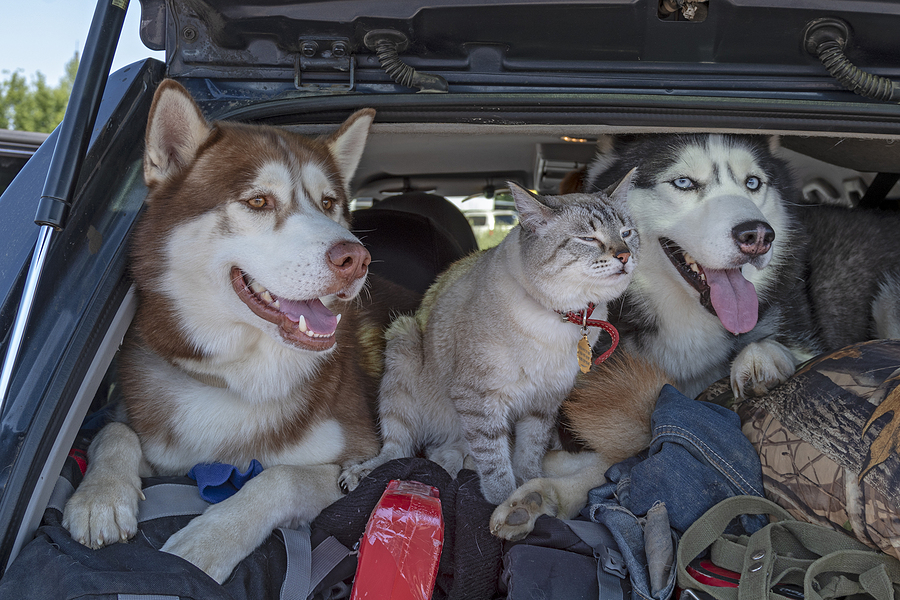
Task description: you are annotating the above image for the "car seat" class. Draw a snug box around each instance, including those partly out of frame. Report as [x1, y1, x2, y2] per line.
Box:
[351, 192, 479, 296]
[375, 192, 479, 255]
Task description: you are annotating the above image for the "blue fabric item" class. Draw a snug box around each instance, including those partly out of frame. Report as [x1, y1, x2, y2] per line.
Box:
[585, 384, 767, 600]
[188, 460, 264, 503]
[588, 502, 677, 600]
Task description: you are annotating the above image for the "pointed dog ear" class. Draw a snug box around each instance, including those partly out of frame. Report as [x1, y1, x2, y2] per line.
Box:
[144, 80, 212, 189]
[326, 108, 376, 193]
[509, 181, 555, 235]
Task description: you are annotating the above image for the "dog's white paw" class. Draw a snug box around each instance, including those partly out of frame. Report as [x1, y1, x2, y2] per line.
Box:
[161, 508, 254, 584]
[490, 479, 559, 541]
[62, 474, 143, 549]
[730, 339, 797, 398]
[162, 463, 343, 583]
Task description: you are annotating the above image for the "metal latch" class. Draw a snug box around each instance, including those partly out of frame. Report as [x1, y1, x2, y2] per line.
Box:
[295, 37, 355, 91]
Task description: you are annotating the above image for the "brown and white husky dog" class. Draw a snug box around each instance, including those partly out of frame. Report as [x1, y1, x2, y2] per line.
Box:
[62, 80, 417, 583]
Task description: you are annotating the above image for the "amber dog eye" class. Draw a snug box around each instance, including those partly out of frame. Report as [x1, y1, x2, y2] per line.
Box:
[247, 196, 270, 209]
[322, 197, 335, 211]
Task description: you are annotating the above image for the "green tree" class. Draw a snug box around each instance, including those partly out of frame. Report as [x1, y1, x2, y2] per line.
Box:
[0, 53, 79, 133]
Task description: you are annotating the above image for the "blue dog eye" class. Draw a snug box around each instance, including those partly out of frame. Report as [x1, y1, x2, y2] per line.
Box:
[672, 177, 695, 189]
[746, 176, 761, 190]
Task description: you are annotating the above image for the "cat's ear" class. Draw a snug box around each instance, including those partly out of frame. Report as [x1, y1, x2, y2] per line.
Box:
[604, 167, 637, 206]
[509, 182, 554, 234]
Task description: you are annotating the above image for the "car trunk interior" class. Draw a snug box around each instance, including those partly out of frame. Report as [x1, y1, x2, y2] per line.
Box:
[333, 124, 900, 208]
[4, 88, 900, 570]
[4, 0, 900, 583]
[8, 111, 900, 579]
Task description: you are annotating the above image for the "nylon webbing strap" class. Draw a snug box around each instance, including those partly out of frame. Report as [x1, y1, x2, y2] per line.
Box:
[46, 475, 75, 513]
[804, 549, 900, 600]
[137, 483, 210, 522]
[48, 477, 352, 599]
[564, 519, 627, 599]
[310, 536, 353, 590]
[677, 496, 792, 600]
[280, 524, 313, 600]
[46, 477, 211, 523]
[279, 525, 353, 600]
[678, 495, 900, 600]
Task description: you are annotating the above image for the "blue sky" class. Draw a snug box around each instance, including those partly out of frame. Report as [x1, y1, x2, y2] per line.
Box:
[0, 0, 164, 85]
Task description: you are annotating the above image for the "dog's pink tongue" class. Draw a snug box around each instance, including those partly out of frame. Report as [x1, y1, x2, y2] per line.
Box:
[705, 268, 758, 334]
[279, 297, 337, 334]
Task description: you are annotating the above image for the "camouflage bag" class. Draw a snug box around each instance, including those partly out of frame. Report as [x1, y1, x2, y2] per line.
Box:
[734, 339, 900, 561]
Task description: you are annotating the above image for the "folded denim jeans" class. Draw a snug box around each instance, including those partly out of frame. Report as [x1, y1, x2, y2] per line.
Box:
[586, 384, 767, 600]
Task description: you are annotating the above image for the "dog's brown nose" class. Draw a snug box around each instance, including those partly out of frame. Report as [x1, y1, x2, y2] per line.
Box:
[327, 241, 371, 282]
[732, 220, 775, 257]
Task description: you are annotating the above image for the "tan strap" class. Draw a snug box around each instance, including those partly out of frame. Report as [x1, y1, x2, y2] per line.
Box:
[677, 495, 900, 600]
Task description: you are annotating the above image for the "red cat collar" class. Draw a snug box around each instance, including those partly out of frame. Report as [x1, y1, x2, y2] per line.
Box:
[559, 303, 620, 365]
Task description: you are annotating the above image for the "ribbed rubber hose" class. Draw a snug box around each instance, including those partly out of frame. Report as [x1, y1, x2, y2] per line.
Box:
[816, 39, 900, 103]
[372, 38, 448, 93]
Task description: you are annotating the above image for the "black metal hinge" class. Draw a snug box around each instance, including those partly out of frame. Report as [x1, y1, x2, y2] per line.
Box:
[294, 37, 355, 92]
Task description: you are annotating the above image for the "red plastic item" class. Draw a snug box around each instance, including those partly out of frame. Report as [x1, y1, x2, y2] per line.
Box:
[686, 558, 740, 588]
[350, 480, 444, 600]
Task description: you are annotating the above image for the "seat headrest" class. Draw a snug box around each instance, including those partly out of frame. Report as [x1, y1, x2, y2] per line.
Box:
[375, 192, 479, 256]
[352, 208, 472, 296]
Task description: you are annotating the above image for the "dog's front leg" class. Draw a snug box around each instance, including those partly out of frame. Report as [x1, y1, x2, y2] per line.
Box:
[161, 463, 342, 584]
[63, 421, 146, 548]
[730, 338, 797, 397]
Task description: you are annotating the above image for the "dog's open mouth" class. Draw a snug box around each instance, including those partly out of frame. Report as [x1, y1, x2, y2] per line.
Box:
[231, 266, 340, 351]
[659, 238, 758, 335]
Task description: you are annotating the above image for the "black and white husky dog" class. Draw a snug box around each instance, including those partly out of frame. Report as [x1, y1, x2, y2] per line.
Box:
[583, 133, 900, 398]
[490, 132, 900, 542]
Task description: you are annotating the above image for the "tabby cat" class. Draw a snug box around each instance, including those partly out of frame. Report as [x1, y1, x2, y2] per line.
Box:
[340, 171, 639, 504]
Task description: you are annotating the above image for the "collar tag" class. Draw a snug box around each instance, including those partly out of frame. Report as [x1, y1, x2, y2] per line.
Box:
[577, 334, 593, 374]
[558, 302, 620, 369]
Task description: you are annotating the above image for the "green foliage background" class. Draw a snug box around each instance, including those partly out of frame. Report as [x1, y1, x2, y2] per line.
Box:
[0, 53, 79, 133]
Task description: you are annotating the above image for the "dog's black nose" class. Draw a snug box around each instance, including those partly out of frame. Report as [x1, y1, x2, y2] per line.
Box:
[732, 220, 775, 256]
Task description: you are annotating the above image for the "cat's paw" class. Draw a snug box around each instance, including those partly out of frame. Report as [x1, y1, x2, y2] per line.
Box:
[339, 451, 395, 493]
[338, 462, 371, 493]
[62, 474, 144, 549]
[490, 479, 559, 541]
[730, 339, 797, 398]
[427, 445, 467, 479]
[479, 471, 518, 506]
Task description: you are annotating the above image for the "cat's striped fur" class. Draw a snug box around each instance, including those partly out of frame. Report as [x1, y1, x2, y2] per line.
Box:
[340, 173, 639, 504]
